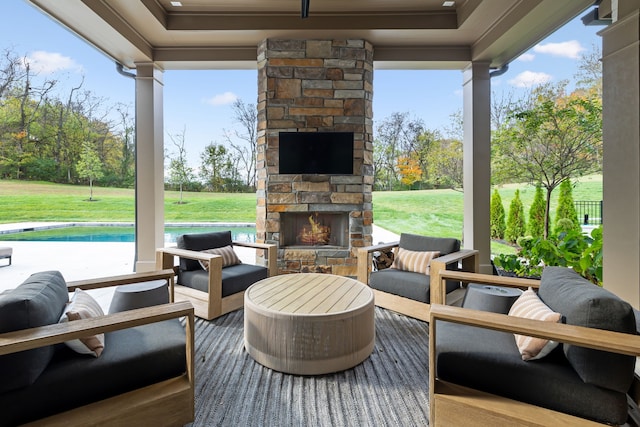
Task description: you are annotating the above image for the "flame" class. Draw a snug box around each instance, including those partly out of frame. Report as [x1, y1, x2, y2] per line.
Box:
[298, 213, 331, 245]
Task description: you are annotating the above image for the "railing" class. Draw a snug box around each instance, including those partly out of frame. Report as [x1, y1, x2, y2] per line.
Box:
[575, 201, 602, 225]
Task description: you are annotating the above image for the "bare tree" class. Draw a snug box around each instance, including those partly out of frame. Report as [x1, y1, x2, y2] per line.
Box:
[167, 126, 194, 203]
[0, 48, 23, 101]
[374, 112, 425, 190]
[224, 99, 257, 190]
[574, 43, 602, 96]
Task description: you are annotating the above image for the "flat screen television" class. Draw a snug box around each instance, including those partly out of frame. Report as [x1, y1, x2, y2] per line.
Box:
[279, 132, 354, 175]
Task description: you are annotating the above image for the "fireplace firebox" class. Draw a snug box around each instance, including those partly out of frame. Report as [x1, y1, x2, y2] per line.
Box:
[280, 212, 349, 248]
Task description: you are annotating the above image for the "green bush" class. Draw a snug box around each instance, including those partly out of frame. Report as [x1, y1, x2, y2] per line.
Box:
[505, 189, 526, 243]
[490, 189, 506, 239]
[528, 185, 546, 238]
[500, 225, 604, 286]
[554, 179, 581, 235]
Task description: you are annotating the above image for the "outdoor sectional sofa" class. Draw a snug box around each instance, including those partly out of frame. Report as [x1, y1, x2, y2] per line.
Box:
[429, 267, 640, 426]
[0, 269, 194, 426]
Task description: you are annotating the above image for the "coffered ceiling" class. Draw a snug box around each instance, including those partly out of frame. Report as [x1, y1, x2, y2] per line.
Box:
[27, 0, 597, 70]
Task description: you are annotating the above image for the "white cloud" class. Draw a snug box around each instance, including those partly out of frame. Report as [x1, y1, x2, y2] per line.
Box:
[508, 71, 553, 88]
[24, 51, 82, 74]
[533, 40, 585, 59]
[205, 91, 238, 106]
[517, 53, 535, 62]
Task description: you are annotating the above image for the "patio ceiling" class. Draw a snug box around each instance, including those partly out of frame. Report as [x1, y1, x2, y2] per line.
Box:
[28, 0, 596, 71]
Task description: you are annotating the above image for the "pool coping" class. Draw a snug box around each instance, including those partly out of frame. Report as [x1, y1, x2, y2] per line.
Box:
[0, 222, 256, 235]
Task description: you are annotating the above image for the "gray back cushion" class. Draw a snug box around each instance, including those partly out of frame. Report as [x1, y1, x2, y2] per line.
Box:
[399, 233, 460, 255]
[539, 266, 637, 393]
[177, 231, 233, 271]
[0, 271, 69, 393]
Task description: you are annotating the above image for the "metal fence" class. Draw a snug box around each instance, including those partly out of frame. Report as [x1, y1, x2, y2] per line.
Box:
[575, 201, 602, 225]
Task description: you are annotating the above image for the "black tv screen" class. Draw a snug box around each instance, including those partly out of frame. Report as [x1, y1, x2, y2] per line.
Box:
[279, 132, 354, 175]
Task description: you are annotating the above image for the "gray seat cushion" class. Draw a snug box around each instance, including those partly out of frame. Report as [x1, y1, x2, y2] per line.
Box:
[0, 271, 69, 393]
[0, 319, 186, 425]
[539, 267, 637, 393]
[179, 264, 268, 297]
[370, 268, 430, 302]
[435, 321, 628, 425]
[369, 234, 461, 303]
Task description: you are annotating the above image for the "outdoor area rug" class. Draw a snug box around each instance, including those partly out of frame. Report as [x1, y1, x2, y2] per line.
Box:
[189, 307, 430, 426]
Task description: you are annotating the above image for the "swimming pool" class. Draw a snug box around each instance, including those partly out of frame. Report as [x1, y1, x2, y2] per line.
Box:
[0, 224, 257, 243]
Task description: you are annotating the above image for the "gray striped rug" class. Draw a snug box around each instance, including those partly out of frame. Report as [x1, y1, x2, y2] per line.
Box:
[190, 308, 430, 426]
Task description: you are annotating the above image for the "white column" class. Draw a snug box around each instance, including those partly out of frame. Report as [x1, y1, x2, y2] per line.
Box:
[600, 5, 640, 307]
[134, 63, 165, 272]
[462, 62, 492, 274]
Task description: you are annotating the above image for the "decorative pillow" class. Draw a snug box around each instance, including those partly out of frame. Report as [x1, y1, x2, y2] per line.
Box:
[59, 289, 105, 357]
[199, 245, 242, 270]
[391, 248, 440, 275]
[508, 287, 562, 361]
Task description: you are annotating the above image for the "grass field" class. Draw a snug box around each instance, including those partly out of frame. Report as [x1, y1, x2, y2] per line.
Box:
[0, 175, 603, 254]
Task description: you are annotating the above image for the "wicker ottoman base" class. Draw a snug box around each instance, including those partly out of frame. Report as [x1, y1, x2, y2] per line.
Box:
[244, 273, 375, 375]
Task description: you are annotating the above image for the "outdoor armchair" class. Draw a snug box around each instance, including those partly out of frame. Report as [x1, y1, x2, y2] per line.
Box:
[429, 268, 640, 426]
[0, 269, 195, 426]
[356, 232, 478, 322]
[156, 230, 277, 320]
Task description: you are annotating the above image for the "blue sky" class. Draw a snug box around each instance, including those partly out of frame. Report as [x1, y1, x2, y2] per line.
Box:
[3, 2, 602, 168]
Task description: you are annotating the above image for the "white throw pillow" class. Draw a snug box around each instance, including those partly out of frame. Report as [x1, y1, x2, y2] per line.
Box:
[59, 289, 105, 357]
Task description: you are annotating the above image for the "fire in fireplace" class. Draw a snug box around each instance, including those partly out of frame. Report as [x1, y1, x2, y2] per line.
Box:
[281, 212, 349, 247]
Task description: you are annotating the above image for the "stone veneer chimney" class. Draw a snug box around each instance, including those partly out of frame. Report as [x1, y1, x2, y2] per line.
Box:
[256, 39, 374, 276]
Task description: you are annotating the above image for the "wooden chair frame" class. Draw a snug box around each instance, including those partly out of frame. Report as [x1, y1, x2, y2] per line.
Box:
[156, 241, 277, 320]
[0, 270, 195, 427]
[356, 241, 479, 322]
[429, 270, 640, 426]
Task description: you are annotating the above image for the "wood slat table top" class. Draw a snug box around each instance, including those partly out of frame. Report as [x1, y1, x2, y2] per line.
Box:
[246, 273, 373, 315]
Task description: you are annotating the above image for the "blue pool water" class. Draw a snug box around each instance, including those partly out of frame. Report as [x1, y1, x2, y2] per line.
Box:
[0, 225, 257, 243]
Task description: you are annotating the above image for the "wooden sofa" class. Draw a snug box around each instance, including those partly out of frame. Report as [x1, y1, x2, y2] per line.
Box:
[356, 233, 478, 322]
[0, 270, 194, 426]
[429, 268, 640, 426]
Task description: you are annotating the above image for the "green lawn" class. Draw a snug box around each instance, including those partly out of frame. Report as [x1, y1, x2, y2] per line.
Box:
[0, 176, 603, 254]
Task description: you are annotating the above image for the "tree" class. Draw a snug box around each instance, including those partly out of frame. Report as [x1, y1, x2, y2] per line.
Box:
[200, 142, 233, 192]
[224, 99, 257, 190]
[574, 44, 602, 97]
[554, 179, 581, 235]
[374, 112, 425, 190]
[493, 83, 602, 238]
[426, 138, 463, 190]
[397, 155, 422, 187]
[76, 141, 103, 201]
[167, 126, 194, 203]
[528, 185, 546, 239]
[490, 189, 506, 239]
[505, 189, 526, 244]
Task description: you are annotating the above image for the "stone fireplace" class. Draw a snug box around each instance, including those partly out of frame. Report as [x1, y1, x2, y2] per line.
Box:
[256, 39, 374, 276]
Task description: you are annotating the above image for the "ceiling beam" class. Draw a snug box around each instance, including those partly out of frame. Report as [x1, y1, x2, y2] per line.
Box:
[162, 13, 458, 31]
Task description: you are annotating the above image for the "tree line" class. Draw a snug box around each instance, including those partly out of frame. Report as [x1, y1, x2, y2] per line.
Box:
[0, 48, 135, 188]
[1, 45, 602, 205]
